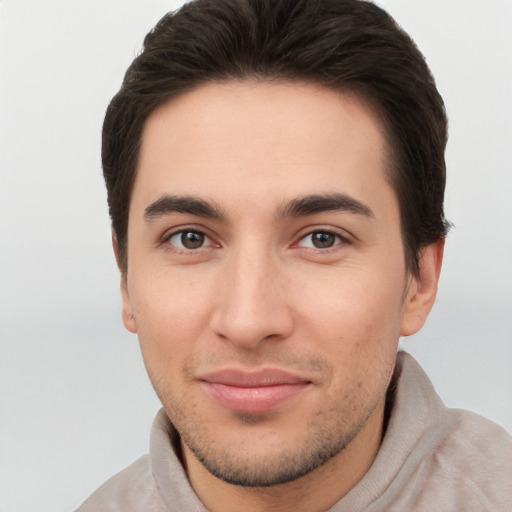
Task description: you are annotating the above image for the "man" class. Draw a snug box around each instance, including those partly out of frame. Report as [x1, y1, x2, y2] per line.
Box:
[77, 0, 511, 510]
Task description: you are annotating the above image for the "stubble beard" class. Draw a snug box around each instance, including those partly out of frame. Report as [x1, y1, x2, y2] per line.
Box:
[184, 415, 366, 487]
[161, 387, 383, 488]
[149, 348, 397, 489]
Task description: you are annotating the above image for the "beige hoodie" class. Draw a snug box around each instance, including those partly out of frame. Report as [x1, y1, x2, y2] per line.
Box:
[76, 352, 512, 511]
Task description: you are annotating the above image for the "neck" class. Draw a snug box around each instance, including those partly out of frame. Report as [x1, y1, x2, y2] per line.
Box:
[182, 398, 385, 512]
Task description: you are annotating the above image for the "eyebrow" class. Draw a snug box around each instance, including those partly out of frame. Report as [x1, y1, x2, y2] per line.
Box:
[276, 193, 375, 220]
[144, 195, 225, 221]
[143, 192, 374, 223]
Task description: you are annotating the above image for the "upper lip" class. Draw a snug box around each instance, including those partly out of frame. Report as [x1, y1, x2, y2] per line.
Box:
[199, 369, 311, 387]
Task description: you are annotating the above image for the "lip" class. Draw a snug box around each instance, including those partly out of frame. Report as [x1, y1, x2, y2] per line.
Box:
[199, 369, 311, 414]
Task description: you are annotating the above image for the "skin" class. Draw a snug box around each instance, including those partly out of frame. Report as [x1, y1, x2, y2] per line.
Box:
[117, 81, 443, 512]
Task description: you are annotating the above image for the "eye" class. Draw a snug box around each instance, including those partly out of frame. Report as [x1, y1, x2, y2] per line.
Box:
[297, 230, 344, 249]
[168, 230, 211, 250]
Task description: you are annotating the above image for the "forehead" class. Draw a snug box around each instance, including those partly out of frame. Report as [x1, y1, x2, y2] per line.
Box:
[133, 80, 396, 219]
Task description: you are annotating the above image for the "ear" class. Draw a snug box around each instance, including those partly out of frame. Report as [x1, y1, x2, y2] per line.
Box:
[400, 239, 444, 336]
[112, 231, 137, 334]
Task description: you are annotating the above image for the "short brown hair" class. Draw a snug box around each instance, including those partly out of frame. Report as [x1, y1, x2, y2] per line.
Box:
[102, 0, 449, 274]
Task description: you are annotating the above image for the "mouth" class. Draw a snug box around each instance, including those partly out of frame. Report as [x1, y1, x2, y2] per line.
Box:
[199, 369, 312, 414]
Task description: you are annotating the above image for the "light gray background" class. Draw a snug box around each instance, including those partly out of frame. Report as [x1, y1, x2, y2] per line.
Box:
[1, 1, 511, 511]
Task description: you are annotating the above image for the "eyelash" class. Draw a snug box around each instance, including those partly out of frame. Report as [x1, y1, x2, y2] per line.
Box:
[161, 228, 216, 253]
[295, 229, 350, 251]
[161, 227, 351, 254]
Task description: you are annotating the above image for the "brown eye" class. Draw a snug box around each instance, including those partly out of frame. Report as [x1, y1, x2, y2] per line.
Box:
[169, 230, 208, 250]
[298, 231, 343, 249]
[311, 232, 336, 248]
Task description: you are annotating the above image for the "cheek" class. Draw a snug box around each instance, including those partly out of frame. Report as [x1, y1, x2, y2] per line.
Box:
[299, 265, 405, 338]
[128, 270, 215, 372]
[296, 266, 404, 391]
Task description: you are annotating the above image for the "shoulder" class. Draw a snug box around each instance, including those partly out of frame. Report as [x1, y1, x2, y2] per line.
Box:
[413, 408, 512, 511]
[435, 409, 511, 485]
[75, 455, 164, 512]
[377, 354, 512, 511]
[442, 408, 512, 458]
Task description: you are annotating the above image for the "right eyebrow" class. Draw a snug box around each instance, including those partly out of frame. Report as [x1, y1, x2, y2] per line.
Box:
[144, 195, 225, 222]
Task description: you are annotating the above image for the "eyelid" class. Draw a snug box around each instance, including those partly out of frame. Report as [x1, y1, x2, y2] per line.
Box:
[160, 225, 220, 251]
[294, 226, 353, 250]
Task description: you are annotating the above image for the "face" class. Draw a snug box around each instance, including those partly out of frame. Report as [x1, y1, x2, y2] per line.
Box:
[120, 81, 436, 487]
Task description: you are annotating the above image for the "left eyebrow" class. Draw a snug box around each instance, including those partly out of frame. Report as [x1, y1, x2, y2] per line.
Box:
[276, 193, 375, 220]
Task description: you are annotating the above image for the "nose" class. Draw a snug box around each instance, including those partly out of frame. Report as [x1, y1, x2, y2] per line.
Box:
[210, 247, 294, 349]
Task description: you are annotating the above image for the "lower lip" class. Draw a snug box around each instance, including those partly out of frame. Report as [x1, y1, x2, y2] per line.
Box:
[202, 382, 310, 414]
